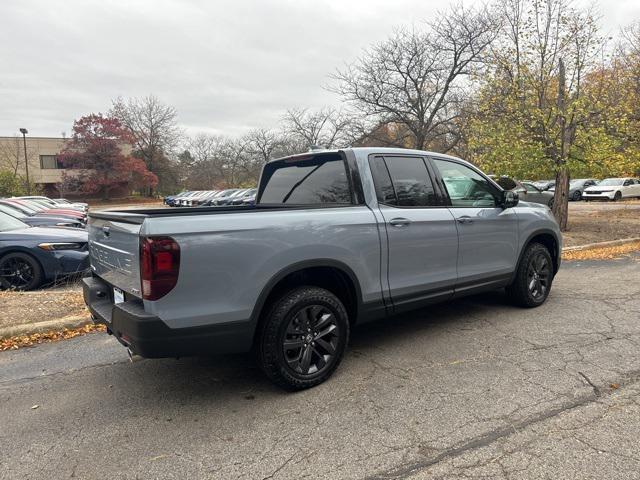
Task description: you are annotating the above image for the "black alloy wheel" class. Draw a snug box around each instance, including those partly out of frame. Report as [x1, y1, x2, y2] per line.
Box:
[257, 286, 349, 390]
[0, 253, 43, 290]
[526, 251, 551, 301]
[506, 242, 553, 308]
[282, 305, 340, 376]
[573, 190, 582, 201]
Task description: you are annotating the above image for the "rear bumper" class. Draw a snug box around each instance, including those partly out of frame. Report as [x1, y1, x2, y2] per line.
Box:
[82, 276, 254, 358]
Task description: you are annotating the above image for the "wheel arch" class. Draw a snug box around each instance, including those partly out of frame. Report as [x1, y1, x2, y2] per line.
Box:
[512, 230, 561, 282]
[249, 259, 363, 343]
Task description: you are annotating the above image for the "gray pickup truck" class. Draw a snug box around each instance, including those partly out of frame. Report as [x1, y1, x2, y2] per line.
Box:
[83, 148, 561, 390]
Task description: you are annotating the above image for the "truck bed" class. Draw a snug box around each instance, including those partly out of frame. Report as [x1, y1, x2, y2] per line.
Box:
[89, 204, 341, 224]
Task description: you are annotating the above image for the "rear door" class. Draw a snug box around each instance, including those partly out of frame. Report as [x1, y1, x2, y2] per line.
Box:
[369, 154, 458, 311]
[430, 157, 518, 292]
[622, 179, 639, 198]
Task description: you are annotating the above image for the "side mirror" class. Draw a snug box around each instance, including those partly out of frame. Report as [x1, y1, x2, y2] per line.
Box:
[501, 190, 519, 209]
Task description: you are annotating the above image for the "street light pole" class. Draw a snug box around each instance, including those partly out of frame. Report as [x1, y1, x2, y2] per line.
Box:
[19, 128, 30, 194]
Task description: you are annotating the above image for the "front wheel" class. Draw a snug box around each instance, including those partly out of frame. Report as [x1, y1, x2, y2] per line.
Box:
[257, 286, 350, 390]
[613, 191, 622, 202]
[572, 190, 582, 201]
[0, 252, 44, 291]
[507, 243, 553, 308]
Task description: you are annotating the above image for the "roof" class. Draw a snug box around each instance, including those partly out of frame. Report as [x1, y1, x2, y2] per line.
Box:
[268, 147, 466, 164]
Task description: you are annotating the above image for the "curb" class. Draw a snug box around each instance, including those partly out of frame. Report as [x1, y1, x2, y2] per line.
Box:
[0, 315, 91, 340]
[562, 237, 640, 252]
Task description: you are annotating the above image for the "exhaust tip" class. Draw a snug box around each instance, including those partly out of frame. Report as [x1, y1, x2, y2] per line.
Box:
[126, 348, 142, 363]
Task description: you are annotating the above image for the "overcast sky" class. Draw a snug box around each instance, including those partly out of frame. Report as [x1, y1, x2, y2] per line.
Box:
[2, 0, 639, 139]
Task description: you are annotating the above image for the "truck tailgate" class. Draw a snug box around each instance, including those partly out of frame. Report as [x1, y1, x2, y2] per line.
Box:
[88, 217, 142, 297]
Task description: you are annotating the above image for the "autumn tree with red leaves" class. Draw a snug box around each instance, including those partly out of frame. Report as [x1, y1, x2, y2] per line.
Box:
[59, 114, 158, 199]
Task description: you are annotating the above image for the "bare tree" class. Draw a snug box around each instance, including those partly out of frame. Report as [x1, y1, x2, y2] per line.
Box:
[244, 129, 284, 163]
[0, 135, 23, 175]
[183, 134, 226, 189]
[331, 4, 498, 151]
[111, 95, 181, 194]
[282, 107, 356, 149]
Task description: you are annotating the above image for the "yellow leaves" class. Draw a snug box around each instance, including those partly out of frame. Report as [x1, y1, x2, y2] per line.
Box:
[0, 323, 107, 352]
[562, 241, 640, 261]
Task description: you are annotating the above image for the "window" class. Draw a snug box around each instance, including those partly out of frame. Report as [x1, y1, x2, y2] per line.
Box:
[522, 182, 539, 193]
[369, 157, 396, 205]
[259, 154, 352, 204]
[0, 211, 27, 232]
[432, 159, 499, 207]
[39, 155, 65, 169]
[369, 156, 437, 207]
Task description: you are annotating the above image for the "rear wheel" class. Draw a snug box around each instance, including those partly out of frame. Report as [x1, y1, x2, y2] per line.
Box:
[507, 243, 553, 308]
[0, 252, 44, 291]
[257, 286, 349, 390]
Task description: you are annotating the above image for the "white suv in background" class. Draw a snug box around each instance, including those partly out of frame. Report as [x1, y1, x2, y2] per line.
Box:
[583, 178, 640, 201]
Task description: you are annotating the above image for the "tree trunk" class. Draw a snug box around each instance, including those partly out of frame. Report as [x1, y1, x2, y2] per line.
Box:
[553, 166, 569, 230]
[551, 58, 570, 231]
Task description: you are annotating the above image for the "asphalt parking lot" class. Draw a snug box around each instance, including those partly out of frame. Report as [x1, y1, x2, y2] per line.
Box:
[1, 254, 639, 479]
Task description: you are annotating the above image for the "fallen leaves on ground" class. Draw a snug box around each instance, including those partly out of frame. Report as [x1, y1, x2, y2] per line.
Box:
[0, 287, 87, 329]
[0, 323, 106, 352]
[562, 241, 640, 261]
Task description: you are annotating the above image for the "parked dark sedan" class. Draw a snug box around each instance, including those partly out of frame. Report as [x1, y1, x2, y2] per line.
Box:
[0, 212, 89, 290]
[230, 188, 257, 205]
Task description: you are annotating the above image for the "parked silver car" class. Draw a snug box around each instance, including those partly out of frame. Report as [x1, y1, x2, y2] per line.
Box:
[495, 177, 554, 207]
[549, 179, 598, 201]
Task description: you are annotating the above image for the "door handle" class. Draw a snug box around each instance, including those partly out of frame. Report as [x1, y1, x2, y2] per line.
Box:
[389, 217, 411, 227]
[456, 216, 474, 224]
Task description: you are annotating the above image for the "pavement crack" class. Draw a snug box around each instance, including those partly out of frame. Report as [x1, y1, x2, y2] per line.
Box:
[260, 452, 298, 480]
[578, 371, 601, 397]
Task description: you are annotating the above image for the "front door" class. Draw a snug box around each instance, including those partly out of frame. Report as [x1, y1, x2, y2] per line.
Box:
[430, 158, 519, 292]
[368, 155, 458, 311]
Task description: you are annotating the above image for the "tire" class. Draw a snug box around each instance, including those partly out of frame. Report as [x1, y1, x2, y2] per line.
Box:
[613, 191, 622, 202]
[257, 286, 350, 390]
[572, 190, 582, 201]
[0, 252, 44, 291]
[547, 198, 554, 208]
[506, 243, 553, 308]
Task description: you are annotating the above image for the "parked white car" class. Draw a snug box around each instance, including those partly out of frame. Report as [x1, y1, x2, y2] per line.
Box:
[583, 178, 640, 201]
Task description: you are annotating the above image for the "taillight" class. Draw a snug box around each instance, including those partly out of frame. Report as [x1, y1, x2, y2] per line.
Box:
[140, 236, 180, 300]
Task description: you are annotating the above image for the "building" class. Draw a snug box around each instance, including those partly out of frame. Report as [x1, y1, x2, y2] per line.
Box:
[0, 135, 133, 198]
[0, 136, 80, 197]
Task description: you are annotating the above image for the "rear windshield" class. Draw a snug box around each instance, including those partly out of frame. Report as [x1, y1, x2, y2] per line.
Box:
[259, 153, 352, 205]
